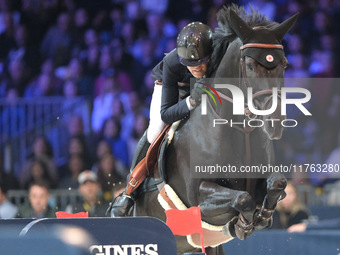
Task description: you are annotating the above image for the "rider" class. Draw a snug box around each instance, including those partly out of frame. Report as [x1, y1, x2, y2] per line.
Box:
[110, 21, 223, 217]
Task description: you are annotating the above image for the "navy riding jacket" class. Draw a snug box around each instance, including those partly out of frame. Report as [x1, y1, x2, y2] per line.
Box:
[151, 34, 228, 125]
[151, 49, 193, 124]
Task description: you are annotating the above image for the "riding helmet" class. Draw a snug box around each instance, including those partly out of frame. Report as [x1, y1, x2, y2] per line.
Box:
[177, 22, 213, 66]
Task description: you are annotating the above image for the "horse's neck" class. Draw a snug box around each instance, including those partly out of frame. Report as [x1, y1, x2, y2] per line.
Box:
[214, 39, 242, 79]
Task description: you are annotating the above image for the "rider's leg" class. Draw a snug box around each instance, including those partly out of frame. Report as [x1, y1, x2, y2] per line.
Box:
[110, 82, 164, 217]
[110, 132, 150, 217]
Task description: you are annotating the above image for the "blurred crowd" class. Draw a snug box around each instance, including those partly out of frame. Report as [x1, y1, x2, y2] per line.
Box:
[1, 0, 340, 218]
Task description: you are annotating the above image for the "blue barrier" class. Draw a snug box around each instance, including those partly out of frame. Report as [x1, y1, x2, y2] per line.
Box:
[20, 217, 177, 255]
[0, 218, 34, 235]
[223, 229, 340, 255]
[0, 223, 91, 255]
[308, 206, 340, 220]
[2, 217, 340, 255]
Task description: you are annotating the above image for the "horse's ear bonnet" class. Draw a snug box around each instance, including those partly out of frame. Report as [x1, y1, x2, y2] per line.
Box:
[229, 9, 299, 69]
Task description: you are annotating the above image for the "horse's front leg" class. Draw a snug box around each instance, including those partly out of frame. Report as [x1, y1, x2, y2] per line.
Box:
[254, 173, 287, 229]
[198, 181, 256, 240]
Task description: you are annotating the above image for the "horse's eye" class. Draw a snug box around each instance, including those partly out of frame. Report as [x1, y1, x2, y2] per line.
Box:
[247, 63, 255, 71]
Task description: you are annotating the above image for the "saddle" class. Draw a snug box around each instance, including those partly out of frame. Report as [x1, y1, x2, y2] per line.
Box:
[146, 124, 172, 177]
[131, 123, 172, 195]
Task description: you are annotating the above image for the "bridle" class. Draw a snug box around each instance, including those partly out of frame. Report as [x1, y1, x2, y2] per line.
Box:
[207, 42, 284, 166]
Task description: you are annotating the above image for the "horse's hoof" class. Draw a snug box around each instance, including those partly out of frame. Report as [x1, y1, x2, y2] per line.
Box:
[268, 177, 287, 193]
[234, 217, 255, 240]
[233, 192, 256, 223]
[254, 207, 274, 230]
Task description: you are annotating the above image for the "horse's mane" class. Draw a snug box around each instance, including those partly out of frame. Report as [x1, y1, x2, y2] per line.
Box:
[214, 4, 278, 41]
[210, 4, 279, 73]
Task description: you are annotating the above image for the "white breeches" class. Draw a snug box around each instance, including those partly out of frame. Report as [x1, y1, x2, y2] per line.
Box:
[147, 83, 164, 143]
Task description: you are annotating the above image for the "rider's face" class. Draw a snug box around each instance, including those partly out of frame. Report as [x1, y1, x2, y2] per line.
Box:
[187, 62, 208, 79]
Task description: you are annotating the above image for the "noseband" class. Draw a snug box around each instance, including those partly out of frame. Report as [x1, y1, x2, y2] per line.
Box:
[207, 42, 284, 166]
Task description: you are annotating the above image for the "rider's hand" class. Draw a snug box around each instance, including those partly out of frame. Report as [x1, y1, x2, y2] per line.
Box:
[189, 79, 206, 108]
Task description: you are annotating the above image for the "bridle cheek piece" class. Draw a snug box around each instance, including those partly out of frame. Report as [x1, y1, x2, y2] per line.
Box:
[206, 42, 284, 165]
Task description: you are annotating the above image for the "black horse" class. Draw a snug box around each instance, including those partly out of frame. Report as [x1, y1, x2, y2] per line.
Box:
[135, 6, 299, 255]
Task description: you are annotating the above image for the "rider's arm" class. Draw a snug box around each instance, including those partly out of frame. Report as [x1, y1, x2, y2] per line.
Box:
[160, 58, 191, 124]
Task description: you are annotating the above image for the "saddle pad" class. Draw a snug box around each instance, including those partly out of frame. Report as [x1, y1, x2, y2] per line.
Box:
[158, 184, 234, 248]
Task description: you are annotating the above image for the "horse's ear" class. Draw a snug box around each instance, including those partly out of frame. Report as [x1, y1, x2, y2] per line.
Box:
[272, 13, 300, 42]
[228, 9, 253, 42]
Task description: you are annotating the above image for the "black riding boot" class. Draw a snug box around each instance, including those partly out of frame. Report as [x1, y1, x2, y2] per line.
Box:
[110, 192, 136, 217]
[110, 131, 151, 217]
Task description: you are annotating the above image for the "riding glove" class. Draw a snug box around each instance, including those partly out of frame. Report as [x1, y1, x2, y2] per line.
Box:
[189, 79, 206, 108]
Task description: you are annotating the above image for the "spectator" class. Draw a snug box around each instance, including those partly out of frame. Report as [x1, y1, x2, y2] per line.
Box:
[65, 170, 108, 217]
[0, 88, 25, 140]
[0, 179, 18, 218]
[245, 0, 277, 20]
[2, 58, 30, 96]
[21, 135, 58, 186]
[17, 181, 56, 218]
[271, 182, 310, 229]
[93, 46, 116, 97]
[56, 114, 93, 166]
[58, 153, 86, 190]
[99, 116, 129, 168]
[82, 44, 100, 77]
[67, 114, 90, 139]
[65, 57, 94, 97]
[91, 139, 113, 173]
[7, 24, 40, 77]
[110, 37, 134, 74]
[20, 158, 57, 190]
[0, 11, 16, 61]
[285, 53, 309, 78]
[40, 58, 64, 91]
[24, 72, 55, 97]
[91, 73, 115, 133]
[121, 20, 144, 59]
[140, 69, 156, 107]
[286, 33, 305, 55]
[309, 49, 334, 77]
[145, 13, 168, 60]
[109, 4, 125, 39]
[61, 81, 91, 135]
[0, 154, 19, 190]
[66, 135, 93, 168]
[83, 28, 100, 49]
[110, 96, 134, 141]
[310, 10, 332, 50]
[140, 0, 168, 14]
[72, 8, 90, 52]
[206, 0, 225, 28]
[131, 38, 159, 93]
[40, 12, 73, 66]
[97, 153, 126, 202]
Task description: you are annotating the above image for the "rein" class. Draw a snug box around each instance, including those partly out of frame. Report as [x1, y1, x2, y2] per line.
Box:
[207, 89, 281, 167]
[207, 42, 283, 166]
